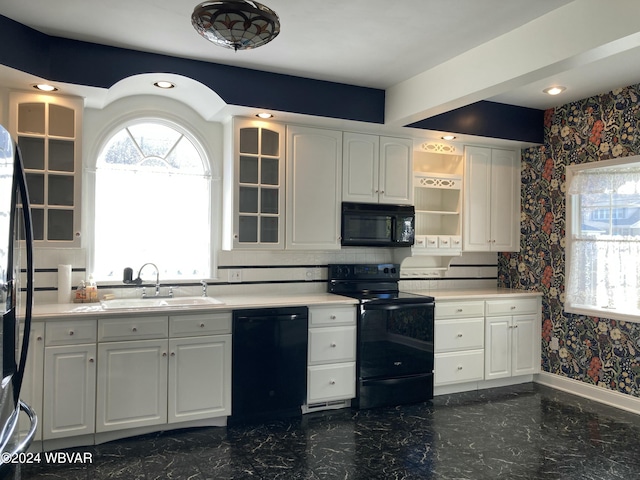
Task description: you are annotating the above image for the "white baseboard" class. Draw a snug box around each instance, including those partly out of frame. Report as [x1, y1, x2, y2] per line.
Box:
[536, 371, 640, 416]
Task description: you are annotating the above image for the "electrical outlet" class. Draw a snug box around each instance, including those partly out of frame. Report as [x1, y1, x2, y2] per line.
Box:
[228, 269, 242, 283]
[305, 268, 314, 281]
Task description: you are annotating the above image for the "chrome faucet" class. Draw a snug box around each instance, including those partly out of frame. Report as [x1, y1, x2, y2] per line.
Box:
[201, 280, 208, 297]
[123, 263, 172, 298]
[137, 263, 160, 297]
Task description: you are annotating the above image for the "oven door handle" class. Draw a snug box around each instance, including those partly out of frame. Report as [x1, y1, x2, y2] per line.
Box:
[363, 302, 434, 311]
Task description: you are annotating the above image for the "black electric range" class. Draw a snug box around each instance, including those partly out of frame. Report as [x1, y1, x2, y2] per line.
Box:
[328, 263, 435, 409]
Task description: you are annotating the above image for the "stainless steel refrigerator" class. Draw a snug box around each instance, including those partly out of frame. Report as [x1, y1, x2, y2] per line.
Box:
[0, 124, 37, 467]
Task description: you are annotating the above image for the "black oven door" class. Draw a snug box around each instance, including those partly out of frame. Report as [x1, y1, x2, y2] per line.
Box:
[356, 300, 434, 409]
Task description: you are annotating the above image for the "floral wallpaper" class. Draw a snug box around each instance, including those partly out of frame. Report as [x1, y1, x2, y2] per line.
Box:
[498, 84, 640, 398]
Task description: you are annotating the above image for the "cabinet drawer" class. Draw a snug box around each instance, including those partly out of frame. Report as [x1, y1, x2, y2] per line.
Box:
[308, 363, 355, 403]
[435, 318, 484, 353]
[309, 306, 355, 327]
[46, 319, 97, 346]
[435, 301, 485, 319]
[434, 350, 484, 386]
[169, 312, 232, 337]
[485, 298, 539, 317]
[98, 316, 168, 342]
[308, 326, 356, 364]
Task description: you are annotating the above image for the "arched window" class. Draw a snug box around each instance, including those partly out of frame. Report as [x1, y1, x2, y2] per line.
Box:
[93, 120, 211, 281]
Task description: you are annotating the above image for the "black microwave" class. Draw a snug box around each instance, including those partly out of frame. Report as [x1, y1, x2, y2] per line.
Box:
[341, 202, 415, 247]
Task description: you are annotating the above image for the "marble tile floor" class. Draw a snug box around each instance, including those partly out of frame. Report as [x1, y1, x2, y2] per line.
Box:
[7, 383, 640, 480]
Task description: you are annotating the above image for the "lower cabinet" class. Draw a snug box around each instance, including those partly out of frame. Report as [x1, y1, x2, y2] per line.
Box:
[434, 301, 485, 386]
[434, 296, 541, 392]
[485, 298, 540, 380]
[305, 306, 356, 410]
[168, 334, 231, 423]
[96, 338, 168, 432]
[96, 312, 232, 433]
[24, 312, 232, 446]
[43, 319, 97, 440]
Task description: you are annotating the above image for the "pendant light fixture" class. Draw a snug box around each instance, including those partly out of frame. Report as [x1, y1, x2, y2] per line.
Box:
[191, 0, 280, 51]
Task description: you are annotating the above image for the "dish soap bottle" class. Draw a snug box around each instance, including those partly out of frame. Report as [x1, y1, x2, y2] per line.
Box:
[87, 275, 98, 302]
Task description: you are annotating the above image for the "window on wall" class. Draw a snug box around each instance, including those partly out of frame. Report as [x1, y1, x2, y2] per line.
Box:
[565, 155, 640, 322]
[94, 120, 211, 281]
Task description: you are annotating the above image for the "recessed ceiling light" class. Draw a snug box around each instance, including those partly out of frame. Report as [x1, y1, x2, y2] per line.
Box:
[33, 84, 57, 92]
[154, 81, 175, 89]
[441, 135, 456, 141]
[256, 113, 273, 119]
[543, 86, 566, 96]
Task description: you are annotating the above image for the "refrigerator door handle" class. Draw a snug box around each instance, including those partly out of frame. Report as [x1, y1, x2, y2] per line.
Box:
[12, 146, 34, 404]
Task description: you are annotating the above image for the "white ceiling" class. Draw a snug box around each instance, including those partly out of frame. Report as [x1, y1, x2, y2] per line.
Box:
[2, 0, 640, 134]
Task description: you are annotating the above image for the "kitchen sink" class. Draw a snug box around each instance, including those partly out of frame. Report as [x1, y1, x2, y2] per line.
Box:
[100, 296, 224, 310]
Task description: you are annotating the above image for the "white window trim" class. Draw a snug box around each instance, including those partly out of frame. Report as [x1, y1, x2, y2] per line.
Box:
[84, 106, 220, 284]
[565, 154, 640, 323]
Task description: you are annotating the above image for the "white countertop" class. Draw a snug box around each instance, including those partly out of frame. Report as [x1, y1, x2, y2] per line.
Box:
[407, 288, 542, 300]
[32, 293, 358, 320]
[32, 288, 539, 320]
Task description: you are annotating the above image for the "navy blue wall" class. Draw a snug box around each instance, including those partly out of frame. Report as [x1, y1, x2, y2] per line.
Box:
[407, 101, 544, 144]
[0, 14, 544, 143]
[0, 15, 385, 124]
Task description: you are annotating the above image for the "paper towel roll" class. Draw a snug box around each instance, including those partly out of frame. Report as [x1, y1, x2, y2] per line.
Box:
[57, 264, 72, 304]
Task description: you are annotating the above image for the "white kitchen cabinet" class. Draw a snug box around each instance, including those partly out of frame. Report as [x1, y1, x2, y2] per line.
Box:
[286, 125, 342, 249]
[463, 146, 520, 252]
[304, 306, 356, 411]
[224, 117, 286, 249]
[96, 316, 169, 433]
[484, 298, 540, 381]
[9, 92, 83, 246]
[42, 319, 97, 440]
[18, 322, 44, 444]
[434, 301, 485, 386]
[168, 312, 231, 423]
[96, 338, 168, 433]
[43, 344, 96, 439]
[343, 133, 413, 205]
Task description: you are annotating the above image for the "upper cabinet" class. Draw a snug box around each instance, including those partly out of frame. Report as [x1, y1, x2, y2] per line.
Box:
[286, 125, 342, 250]
[463, 146, 520, 252]
[9, 92, 83, 246]
[343, 133, 413, 205]
[224, 118, 286, 250]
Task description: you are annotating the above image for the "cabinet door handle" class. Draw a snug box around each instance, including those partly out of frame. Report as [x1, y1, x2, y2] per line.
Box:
[37, 336, 43, 341]
[513, 325, 519, 329]
[457, 333, 463, 338]
[89, 358, 94, 363]
[510, 306, 516, 310]
[456, 309, 463, 313]
[457, 366, 463, 370]
[162, 352, 167, 357]
[69, 330, 74, 336]
[330, 342, 337, 348]
[329, 380, 336, 385]
[330, 315, 336, 320]
[200, 323, 205, 328]
[171, 352, 176, 356]
[132, 327, 138, 332]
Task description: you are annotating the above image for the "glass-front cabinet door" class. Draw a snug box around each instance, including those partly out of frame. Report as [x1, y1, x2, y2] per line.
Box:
[231, 119, 285, 249]
[9, 92, 82, 246]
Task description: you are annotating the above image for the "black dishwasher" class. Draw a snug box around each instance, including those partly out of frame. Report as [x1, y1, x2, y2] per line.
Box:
[230, 306, 308, 424]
